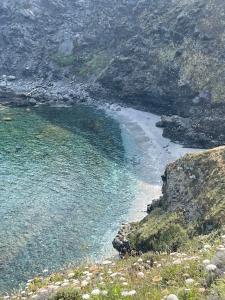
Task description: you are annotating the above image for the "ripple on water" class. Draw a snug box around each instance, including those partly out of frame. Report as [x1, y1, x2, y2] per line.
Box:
[0, 103, 201, 293]
[0, 104, 137, 292]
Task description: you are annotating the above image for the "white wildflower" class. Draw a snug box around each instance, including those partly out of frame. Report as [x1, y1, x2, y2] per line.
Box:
[157, 263, 162, 268]
[81, 280, 89, 287]
[173, 259, 182, 265]
[137, 271, 145, 278]
[27, 279, 33, 283]
[102, 260, 112, 265]
[185, 278, 194, 285]
[119, 277, 126, 282]
[206, 264, 217, 271]
[129, 290, 137, 296]
[121, 290, 136, 297]
[82, 294, 90, 300]
[83, 271, 91, 275]
[101, 290, 108, 296]
[166, 295, 179, 300]
[121, 291, 129, 297]
[203, 259, 210, 265]
[68, 272, 75, 279]
[61, 282, 70, 287]
[137, 258, 143, 263]
[203, 244, 211, 250]
[91, 288, 100, 296]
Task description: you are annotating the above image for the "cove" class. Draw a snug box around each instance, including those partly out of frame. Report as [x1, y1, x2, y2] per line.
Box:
[0, 103, 198, 292]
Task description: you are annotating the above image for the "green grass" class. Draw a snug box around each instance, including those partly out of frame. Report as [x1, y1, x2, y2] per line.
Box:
[7, 233, 224, 300]
[78, 53, 110, 76]
[53, 54, 75, 67]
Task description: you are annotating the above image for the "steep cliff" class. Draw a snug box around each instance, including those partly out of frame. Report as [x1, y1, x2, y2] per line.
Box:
[117, 146, 225, 254]
[1, 0, 225, 147]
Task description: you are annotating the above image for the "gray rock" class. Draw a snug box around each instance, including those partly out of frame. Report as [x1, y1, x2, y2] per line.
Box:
[7, 75, 16, 81]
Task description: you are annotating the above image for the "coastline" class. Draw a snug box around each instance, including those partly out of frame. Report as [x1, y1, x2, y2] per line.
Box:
[107, 105, 203, 223]
[0, 99, 203, 294]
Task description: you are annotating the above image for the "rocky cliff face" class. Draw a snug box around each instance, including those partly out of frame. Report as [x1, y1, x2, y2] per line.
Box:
[114, 146, 225, 255]
[1, 0, 225, 147]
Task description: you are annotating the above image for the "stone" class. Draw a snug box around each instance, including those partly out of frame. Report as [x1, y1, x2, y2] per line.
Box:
[7, 75, 16, 81]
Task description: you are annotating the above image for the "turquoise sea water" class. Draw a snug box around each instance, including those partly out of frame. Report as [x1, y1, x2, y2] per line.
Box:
[0, 104, 137, 292]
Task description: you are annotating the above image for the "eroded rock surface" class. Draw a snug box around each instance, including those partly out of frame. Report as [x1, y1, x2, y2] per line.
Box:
[117, 146, 225, 254]
[1, 0, 225, 147]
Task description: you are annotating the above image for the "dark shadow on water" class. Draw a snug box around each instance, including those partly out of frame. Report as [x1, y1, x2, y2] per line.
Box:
[33, 104, 126, 165]
[33, 103, 160, 186]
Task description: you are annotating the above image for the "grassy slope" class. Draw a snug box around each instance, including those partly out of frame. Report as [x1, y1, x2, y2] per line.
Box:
[128, 147, 225, 254]
[5, 235, 225, 300]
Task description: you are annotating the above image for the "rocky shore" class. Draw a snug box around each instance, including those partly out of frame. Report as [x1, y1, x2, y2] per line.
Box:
[1, 0, 225, 149]
[113, 146, 225, 256]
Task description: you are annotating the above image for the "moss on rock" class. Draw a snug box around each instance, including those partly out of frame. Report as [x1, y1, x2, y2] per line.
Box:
[127, 146, 225, 254]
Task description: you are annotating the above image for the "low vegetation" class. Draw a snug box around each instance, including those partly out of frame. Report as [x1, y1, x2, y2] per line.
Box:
[2, 233, 225, 300]
[53, 54, 76, 67]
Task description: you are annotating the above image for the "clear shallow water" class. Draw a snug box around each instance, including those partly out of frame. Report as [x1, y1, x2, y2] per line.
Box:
[0, 103, 201, 293]
[0, 104, 137, 292]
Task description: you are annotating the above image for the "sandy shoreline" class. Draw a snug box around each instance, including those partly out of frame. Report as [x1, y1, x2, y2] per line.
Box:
[107, 105, 203, 223]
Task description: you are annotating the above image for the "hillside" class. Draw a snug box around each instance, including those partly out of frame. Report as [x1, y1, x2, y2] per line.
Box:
[114, 146, 225, 255]
[1, 0, 225, 147]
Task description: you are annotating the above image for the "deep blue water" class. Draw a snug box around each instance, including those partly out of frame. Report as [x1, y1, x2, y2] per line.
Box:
[0, 104, 137, 292]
